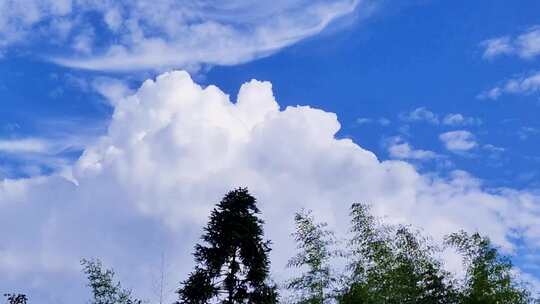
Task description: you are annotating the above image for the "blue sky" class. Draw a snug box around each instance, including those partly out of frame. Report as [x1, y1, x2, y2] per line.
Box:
[209, 0, 540, 189]
[1, 1, 540, 302]
[2, 0, 539, 186]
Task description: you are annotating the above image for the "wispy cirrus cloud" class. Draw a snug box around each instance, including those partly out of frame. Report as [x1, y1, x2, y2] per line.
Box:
[356, 117, 391, 126]
[0, 116, 106, 179]
[0, 138, 49, 154]
[0, 138, 65, 178]
[0, 0, 370, 71]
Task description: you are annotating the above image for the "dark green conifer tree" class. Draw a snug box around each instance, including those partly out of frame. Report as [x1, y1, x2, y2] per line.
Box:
[177, 188, 278, 304]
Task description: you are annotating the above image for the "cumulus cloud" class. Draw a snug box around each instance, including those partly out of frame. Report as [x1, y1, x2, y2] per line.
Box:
[386, 137, 437, 160]
[1, 71, 540, 303]
[480, 26, 540, 102]
[481, 26, 540, 60]
[439, 130, 477, 153]
[400, 108, 480, 127]
[400, 107, 439, 125]
[442, 113, 482, 126]
[478, 71, 540, 100]
[0, 0, 366, 71]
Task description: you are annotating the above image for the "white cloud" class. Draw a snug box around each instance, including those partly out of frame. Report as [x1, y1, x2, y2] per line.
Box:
[439, 130, 477, 153]
[400, 108, 481, 128]
[0, 0, 366, 71]
[71, 26, 95, 54]
[514, 267, 540, 295]
[91, 77, 133, 105]
[378, 117, 391, 126]
[442, 113, 481, 126]
[517, 26, 540, 59]
[356, 117, 390, 126]
[501, 72, 540, 94]
[386, 137, 437, 160]
[400, 107, 439, 125]
[519, 126, 540, 140]
[0, 139, 49, 154]
[483, 144, 505, 153]
[356, 117, 372, 124]
[0, 133, 92, 156]
[481, 37, 514, 59]
[1, 71, 540, 303]
[479, 71, 540, 100]
[477, 87, 502, 100]
[0, 135, 91, 179]
[481, 26, 540, 60]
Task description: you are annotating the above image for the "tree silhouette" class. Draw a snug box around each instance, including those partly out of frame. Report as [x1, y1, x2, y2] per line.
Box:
[177, 188, 278, 304]
[3, 294, 27, 304]
[81, 258, 141, 304]
[446, 231, 533, 304]
[339, 203, 457, 304]
[287, 209, 338, 304]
